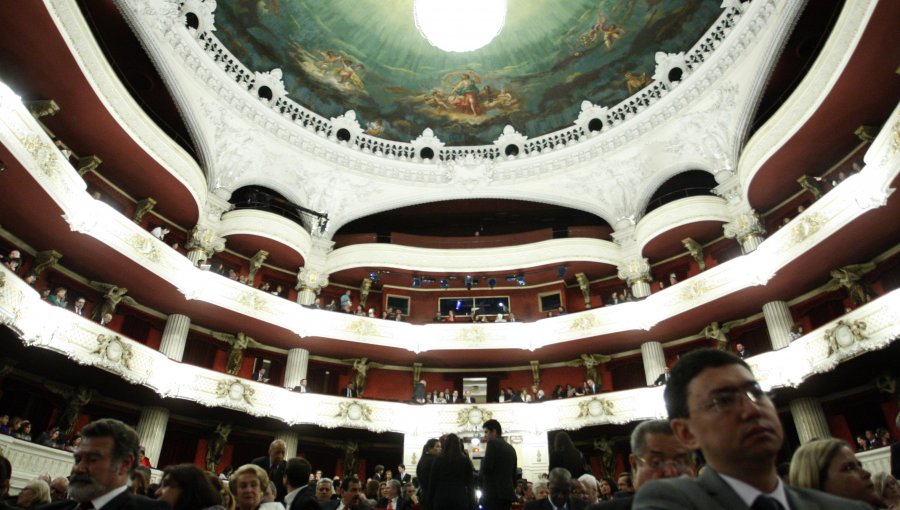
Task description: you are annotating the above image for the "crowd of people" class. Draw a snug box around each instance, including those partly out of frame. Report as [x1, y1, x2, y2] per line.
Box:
[0, 350, 898, 509]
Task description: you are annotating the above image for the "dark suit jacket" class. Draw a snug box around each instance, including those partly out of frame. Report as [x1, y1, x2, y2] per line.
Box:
[653, 373, 670, 386]
[525, 497, 587, 510]
[480, 437, 518, 503]
[287, 485, 320, 510]
[416, 452, 437, 498]
[38, 490, 170, 509]
[252, 455, 287, 502]
[319, 500, 372, 510]
[343, 386, 357, 398]
[549, 448, 590, 478]
[398, 472, 411, 484]
[375, 496, 414, 510]
[587, 495, 633, 510]
[632, 468, 872, 509]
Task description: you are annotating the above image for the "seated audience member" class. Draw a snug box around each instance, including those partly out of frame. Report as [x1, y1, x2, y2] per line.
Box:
[856, 435, 869, 452]
[272, 284, 284, 297]
[321, 477, 367, 510]
[508, 312, 517, 322]
[156, 463, 225, 510]
[533, 480, 550, 501]
[376, 479, 411, 510]
[654, 367, 671, 386]
[70, 297, 87, 317]
[0, 415, 10, 435]
[131, 469, 150, 496]
[525, 467, 587, 510]
[866, 429, 878, 449]
[877, 427, 893, 447]
[444, 310, 457, 323]
[633, 349, 870, 510]
[316, 478, 335, 503]
[23, 272, 38, 287]
[789, 323, 804, 341]
[432, 312, 443, 322]
[36, 427, 63, 448]
[579, 475, 600, 505]
[13, 420, 32, 441]
[229, 464, 274, 510]
[615, 473, 634, 497]
[16, 479, 50, 508]
[598, 478, 616, 501]
[138, 446, 153, 468]
[734, 342, 748, 358]
[874, 473, 900, 509]
[587, 419, 695, 509]
[49, 476, 68, 502]
[789, 438, 885, 508]
[150, 225, 170, 241]
[40, 288, 52, 300]
[404, 483, 419, 504]
[99, 312, 114, 327]
[495, 313, 507, 323]
[47, 287, 68, 307]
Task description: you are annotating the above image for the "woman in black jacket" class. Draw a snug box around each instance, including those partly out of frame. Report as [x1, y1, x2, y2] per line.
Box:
[548, 431, 590, 479]
[425, 434, 475, 510]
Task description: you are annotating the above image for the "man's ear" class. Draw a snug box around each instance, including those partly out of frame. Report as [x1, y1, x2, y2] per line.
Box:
[628, 453, 638, 473]
[671, 418, 700, 451]
[118, 454, 135, 476]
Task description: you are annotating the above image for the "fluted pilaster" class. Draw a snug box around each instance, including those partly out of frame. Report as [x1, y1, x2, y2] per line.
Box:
[136, 406, 170, 467]
[297, 288, 317, 306]
[284, 348, 310, 389]
[789, 397, 830, 444]
[275, 430, 300, 458]
[641, 341, 666, 387]
[762, 301, 793, 350]
[159, 314, 190, 361]
[632, 281, 651, 299]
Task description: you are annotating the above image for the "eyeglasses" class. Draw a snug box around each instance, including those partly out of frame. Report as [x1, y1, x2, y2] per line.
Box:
[694, 382, 772, 414]
[637, 455, 692, 472]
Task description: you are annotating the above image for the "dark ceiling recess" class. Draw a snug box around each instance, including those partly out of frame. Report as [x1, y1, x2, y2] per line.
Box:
[644, 170, 718, 215]
[748, 0, 845, 135]
[337, 199, 610, 238]
[76, 0, 198, 160]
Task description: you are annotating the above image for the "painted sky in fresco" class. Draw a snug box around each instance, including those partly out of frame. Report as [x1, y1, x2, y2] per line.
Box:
[214, 0, 722, 145]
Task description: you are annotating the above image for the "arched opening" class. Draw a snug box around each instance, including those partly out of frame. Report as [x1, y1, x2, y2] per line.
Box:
[644, 170, 717, 214]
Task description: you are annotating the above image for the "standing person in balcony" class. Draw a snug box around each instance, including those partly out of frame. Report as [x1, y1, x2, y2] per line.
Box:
[340, 290, 352, 312]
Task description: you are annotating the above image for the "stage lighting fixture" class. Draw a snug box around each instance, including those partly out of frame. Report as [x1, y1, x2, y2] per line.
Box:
[412, 277, 421, 288]
[488, 277, 496, 289]
[516, 275, 526, 286]
[558, 266, 567, 277]
[369, 271, 379, 281]
[439, 278, 449, 289]
[464, 275, 474, 290]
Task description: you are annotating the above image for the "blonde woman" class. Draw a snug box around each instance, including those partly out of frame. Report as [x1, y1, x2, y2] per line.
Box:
[789, 438, 883, 508]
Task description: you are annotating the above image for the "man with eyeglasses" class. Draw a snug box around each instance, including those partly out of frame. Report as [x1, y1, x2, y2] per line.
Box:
[633, 349, 870, 510]
[587, 420, 695, 509]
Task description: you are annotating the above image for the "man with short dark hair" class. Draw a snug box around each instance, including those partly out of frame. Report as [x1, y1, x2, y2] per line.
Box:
[320, 477, 371, 510]
[283, 457, 319, 510]
[253, 439, 288, 502]
[633, 349, 870, 510]
[525, 467, 586, 510]
[42, 418, 168, 509]
[373, 464, 385, 482]
[396, 464, 411, 484]
[481, 419, 518, 510]
[615, 473, 633, 496]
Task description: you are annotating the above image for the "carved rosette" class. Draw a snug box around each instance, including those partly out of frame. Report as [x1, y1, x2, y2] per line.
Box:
[128, 233, 162, 263]
[347, 319, 376, 338]
[825, 320, 868, 357]
[335, 400, 374, 423]
[569, 314, 599, 332]
[679, 280, 712, 303]
[92, 334, 134, 370]
[456, 406, 492, 429]
[330, 110, 364, 145]
[410, 128, 445, 161]
[617, 258, 651, 286]
[456, 326, 487, 346]
[216, 379, 256, 406]
[22, 135, 58, 177]
[252, 69, 286, 106]
[788, 213, 826, 246]
[238, 291, 270, 313]
[577, 397, 615, 419]
[653, 51, 688, 88]
[179, 0, 217, 36]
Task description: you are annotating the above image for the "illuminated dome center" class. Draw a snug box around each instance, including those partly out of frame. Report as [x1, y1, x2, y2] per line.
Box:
[414, 0, 507, 53]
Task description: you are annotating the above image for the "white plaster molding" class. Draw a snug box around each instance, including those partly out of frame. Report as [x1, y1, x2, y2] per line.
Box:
[738, 0, 878, 201]
[44, 0, 206, 214]
[219, 209, 312, 260]
[635, 196, 731, 254]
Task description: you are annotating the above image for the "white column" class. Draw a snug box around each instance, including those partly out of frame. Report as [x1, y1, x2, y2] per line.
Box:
[187, 249, 207, 265]
[284, 348, 310, 389]
[632, 281, 651, 299]
[741, 235, 763, 254]
[297, 288, 317, 306]
[136, 406, 170, 467]
[790, 397, 830, 444]
[762, 301, 793, 350]
[275, 430, 300, 459]
[640, 341, 666, 387]
[159, 314, 190, 361]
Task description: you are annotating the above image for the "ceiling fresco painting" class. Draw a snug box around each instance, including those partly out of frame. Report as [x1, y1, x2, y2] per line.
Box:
[214, 0, 723, 145]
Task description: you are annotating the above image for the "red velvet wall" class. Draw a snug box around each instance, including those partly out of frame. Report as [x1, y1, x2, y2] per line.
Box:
[361, 368, 414, 400]
[145, 327, 162, 350]
[826, 414, 853, 445]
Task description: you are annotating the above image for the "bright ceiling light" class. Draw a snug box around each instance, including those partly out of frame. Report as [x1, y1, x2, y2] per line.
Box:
[414, 0, 507, 53]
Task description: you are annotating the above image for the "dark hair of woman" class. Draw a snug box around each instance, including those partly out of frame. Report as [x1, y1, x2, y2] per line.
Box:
[442, 434, 464, 461]
[422, 438, 439, 456]
[161, 463, 223, 510]
[553, 431, 575, 452]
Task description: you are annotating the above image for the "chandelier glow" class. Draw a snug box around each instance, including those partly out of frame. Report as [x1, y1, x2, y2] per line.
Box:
[414, 0, 507, 53]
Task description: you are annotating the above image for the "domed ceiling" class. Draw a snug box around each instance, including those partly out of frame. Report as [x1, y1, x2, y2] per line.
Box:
[213, 0, 723, 145]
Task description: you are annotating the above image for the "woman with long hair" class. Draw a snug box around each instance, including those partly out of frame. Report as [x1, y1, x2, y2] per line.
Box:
[790, 438, 884, 508]
[548, 431, 590, 479]
[424, 433, 474, 510]
[156, 464, 225, 510]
